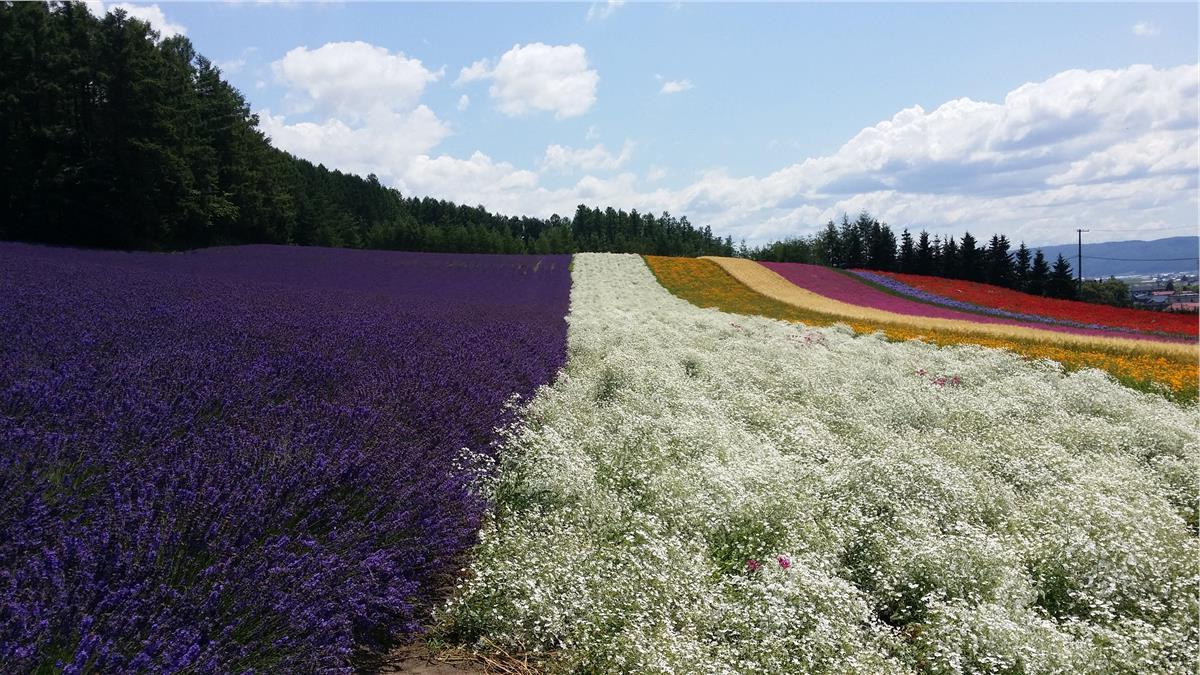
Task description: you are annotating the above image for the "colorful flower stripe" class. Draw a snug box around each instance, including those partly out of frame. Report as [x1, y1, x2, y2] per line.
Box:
[449, 253, 1198, 673]
[722, 258, 1196, 357]
[644, 256, 1197, 399]
[875, 270, 1198, 337]
[762, 261, 1184, 344]
[851, 269, 1114, 332]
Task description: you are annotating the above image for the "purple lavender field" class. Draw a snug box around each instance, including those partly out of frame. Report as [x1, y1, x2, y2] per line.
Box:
[0, 244, 570, 672]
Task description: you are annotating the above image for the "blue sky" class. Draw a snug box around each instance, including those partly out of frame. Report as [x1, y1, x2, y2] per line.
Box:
[92, 2, 1198, 246]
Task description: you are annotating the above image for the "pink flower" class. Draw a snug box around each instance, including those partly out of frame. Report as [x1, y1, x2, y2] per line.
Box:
[950, 375, 962, 386]
[915, 368, 927, 376]
[776, 555, 791, 570]
[746, 559, 761, 572]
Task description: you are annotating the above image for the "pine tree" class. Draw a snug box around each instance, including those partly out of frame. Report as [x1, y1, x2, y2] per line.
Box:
[837, 214, 863, 268]
[1028, 250, 1050, 296]
[985, 234, 1014, 288]
[898, 229, 915, 273]
[1048, 254, 1076, 299]
[817, 220, 839, 267]
[959, 232, 982, 281]
[1013, 243, 1032, 292]
[941, 236, 960, 278]
[914, 231, 933, 275]
[865, 219, 896, 271]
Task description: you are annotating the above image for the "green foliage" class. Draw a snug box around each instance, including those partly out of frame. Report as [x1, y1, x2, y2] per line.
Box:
[0, 2, 734, 258]
[745, 213, 1106, 302]
[1048, 254, 1077, 300]
[1080, 277, 1133, 308]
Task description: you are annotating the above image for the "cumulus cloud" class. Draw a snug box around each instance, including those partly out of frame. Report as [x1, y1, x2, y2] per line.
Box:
[1132, 21, 1160, 37]
[457, 43, 598, 119]
[258, 59, 1198, 248]
[401, 153, 540, 206]
[439, 64, 1196, 246]
[660, 79, 694, 94]
[272, 42, 439, 119]
[542, 140, 634, 173]
[260, 107, 450, 182]
[457, 94, 470, 112]
[586, 0, 625, 21]
[259, 40, 452, 187]
[86, 3, 187, 38]
[455, 58, 492, 85]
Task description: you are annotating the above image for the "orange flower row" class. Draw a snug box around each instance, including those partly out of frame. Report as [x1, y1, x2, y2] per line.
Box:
[644, 255, 1198, 400]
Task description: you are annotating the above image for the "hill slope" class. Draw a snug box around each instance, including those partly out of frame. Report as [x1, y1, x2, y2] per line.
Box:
[1037, 236, 1198, 277]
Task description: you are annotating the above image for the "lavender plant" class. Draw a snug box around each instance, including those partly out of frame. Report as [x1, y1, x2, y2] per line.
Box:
[0, 244, 570, 672]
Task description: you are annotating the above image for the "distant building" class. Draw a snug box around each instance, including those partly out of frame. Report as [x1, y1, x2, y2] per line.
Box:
[1165, 302, 1199, 313]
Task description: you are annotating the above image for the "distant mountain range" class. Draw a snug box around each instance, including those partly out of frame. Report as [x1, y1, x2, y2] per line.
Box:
[1034, 236, 1198, 278]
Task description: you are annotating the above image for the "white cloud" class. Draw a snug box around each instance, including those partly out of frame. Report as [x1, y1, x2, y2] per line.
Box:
[542, 140, 634, 173]
[457, 94, 471, 112]
[255, 57, 1197, 249]
[586, 125, 600, 141]
[260, 107, 450, 183]
[402, 152, 540, 204]
[456, 58, 493, 85]
[660, 79, 694, 94]
[87, 3, 187, 38]
[1132, 21, 1160, 37]
[586, 0, 625, 21]
[428, 64, 1197, 246]
[458, 43, 599, 119]
[217, 47, 258, 75]
[259, 40, 450, 186]
[272, 42, 439, 119]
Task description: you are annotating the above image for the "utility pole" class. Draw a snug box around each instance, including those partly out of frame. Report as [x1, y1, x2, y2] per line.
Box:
[1077, 228, 1089, 293]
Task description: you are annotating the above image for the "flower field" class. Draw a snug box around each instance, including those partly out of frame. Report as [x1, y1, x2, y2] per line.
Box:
[763, 262, 1161, 341]
[869, 270, 1198, 338]
[442, 253, 1198, 673]
[4, 245, 1197, 673]
[688, 257, 1197, 399]
[0, 244, 570, 671]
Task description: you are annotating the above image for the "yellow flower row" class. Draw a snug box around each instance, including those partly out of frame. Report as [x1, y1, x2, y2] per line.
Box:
[645, 255, 1199, 400]
[706, 256, 1196, 360]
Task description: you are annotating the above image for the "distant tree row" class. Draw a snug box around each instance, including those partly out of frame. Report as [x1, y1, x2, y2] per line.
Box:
[1, 2, 1132, 306]
[0, 2, 733, 258]
[746, 212, 1082, 300]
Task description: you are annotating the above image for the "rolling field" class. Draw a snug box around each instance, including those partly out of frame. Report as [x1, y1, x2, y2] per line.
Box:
[666, 257, 1197, 399]
[438, 253, 1198, 673]
[2, 246, 1196, 672]
[860, 270, 1198, 338]
[0, 244, 570, 671]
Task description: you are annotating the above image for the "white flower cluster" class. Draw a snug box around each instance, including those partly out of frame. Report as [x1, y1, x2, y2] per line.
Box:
[442, 253, 1199, 673]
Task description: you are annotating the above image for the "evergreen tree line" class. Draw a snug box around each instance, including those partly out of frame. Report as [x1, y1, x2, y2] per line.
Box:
[0, 2, 734, 258]
[747, 212, 1083, 300]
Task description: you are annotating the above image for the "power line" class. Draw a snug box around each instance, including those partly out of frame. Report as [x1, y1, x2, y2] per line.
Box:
[1083, 255, 1199, 262]
[1084, 226, 1198, 233]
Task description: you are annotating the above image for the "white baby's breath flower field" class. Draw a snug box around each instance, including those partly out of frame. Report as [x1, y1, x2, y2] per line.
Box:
[442, 253, 1199, 673]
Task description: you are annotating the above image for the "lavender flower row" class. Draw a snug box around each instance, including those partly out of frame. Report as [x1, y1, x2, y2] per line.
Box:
[0, 244, 571, 672]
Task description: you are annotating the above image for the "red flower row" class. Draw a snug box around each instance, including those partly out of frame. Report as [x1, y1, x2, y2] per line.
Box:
[876, 271, 1197, 337]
